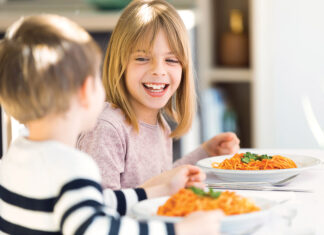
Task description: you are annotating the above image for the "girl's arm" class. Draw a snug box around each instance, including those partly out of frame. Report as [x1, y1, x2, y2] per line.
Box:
[173, 146, 209, 167]
[77, 120, 126, 189]
[173, 132, 240, 167]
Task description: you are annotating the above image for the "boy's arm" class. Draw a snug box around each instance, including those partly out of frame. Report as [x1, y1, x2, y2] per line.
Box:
[103, 165, 205, 217]
[54, 176, 175, 235]
[103, 187, 147, 215]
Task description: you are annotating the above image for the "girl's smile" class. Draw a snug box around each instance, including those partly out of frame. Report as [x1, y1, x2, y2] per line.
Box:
[142, 82, 170, 97]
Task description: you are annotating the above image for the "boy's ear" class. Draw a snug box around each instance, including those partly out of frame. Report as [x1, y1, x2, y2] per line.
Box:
[79, 76, 93, 108]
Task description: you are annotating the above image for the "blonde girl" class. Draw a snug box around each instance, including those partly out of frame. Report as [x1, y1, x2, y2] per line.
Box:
[77, 0, 240, 189]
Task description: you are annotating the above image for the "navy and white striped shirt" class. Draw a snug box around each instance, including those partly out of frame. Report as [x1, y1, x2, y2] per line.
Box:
[0, 137, 175, 235]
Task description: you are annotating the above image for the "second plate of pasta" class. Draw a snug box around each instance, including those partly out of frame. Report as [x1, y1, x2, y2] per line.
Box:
[132, 190, 274, 235]
[196, 153, 321, 183]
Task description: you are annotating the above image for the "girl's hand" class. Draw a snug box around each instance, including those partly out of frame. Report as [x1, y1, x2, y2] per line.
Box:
[202, 132, 240, 156]
[142, 165, 206, 198]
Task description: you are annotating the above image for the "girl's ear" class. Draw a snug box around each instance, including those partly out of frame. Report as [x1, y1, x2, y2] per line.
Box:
[78, 76, 94, 108]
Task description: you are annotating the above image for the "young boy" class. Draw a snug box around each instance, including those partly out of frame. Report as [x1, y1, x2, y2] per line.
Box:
[0, 14, 222, 235]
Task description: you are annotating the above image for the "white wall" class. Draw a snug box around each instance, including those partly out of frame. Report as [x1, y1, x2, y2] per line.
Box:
[253, 0, 324, 148]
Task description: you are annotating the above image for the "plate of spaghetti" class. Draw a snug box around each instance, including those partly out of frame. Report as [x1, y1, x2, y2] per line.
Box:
[132, 187, 273, 234]
[196, 152, 321, 182]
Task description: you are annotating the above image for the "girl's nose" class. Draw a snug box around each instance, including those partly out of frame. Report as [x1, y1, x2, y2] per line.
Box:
[151, 60, 166, 76]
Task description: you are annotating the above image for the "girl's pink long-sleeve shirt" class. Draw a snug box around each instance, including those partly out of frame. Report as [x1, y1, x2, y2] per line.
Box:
[77, 102, 208, 189]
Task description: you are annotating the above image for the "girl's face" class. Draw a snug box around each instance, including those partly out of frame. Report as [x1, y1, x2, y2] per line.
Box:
[125, 30, 182, 124]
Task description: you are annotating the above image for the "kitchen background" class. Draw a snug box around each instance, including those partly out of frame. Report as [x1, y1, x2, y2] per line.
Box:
[1, 0, 324, 159]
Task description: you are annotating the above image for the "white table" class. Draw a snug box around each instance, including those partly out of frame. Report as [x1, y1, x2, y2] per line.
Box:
[205, 149, 324, 235]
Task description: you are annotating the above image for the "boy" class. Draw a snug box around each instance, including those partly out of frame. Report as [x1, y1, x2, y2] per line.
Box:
[0, 14, 222, 235]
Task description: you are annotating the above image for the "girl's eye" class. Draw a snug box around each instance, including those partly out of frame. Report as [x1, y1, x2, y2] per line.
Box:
[166, 58, 179, 64]
[135, 57, 149, 62]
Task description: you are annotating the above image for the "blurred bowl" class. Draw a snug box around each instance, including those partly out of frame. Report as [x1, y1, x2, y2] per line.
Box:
[85, 0, 132, 10]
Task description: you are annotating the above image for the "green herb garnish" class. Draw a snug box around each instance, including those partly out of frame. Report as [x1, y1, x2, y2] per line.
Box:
[208, 188, 221, 199]
[241, 152, 273, 163]
[189, 186, 205, 196]
[241, 156, 250, 163]
[189, 186, 221, 199]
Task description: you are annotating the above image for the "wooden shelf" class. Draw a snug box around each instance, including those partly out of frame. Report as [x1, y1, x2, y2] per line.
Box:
[208, 68, 252, 83]
[196, 0, 253, 147]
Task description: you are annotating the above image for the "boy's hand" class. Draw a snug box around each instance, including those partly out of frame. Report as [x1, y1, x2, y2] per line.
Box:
[202, 132, 240, 156]
[176, 210, 224, 235]
[142, 165, 206, 198]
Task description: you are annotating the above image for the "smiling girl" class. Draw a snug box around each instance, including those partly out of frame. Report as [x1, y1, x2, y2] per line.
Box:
[77, 0, 240, 190]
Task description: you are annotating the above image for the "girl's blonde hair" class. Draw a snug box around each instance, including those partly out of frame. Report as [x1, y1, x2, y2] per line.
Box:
[103, 0, 196, 138]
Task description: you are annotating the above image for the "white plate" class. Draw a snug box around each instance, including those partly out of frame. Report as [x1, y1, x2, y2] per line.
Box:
[132, 195, 274, 235]
[196, 153, 322, 183]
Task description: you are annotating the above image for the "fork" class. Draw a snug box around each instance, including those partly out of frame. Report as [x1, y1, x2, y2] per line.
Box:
[205, 175, 313, 192]
[206, 174, 298, 188]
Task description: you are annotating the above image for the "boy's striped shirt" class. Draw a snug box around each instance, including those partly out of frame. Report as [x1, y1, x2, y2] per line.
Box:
[0, 137, 175, 235]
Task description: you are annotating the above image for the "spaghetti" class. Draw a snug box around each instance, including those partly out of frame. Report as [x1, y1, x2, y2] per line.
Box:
[212, 152, 297, 170]
[157, 188, 260, 216]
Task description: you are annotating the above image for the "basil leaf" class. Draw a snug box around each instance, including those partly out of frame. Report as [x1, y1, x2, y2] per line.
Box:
[242, 152, 273, 163]
[250, 155, 257, 160]
[208, 188, 221, 199]
[244, 152, 252, 158]
[260, 154, 272, 160]
[242, 157, 250, 163]
[189, 186, 205, 196]
[189, 187, 222, 199]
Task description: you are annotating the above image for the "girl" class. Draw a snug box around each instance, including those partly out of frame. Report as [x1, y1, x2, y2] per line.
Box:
[77, 0, 240, 189]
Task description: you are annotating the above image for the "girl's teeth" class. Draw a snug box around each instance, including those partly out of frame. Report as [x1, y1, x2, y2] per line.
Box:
[149, 89, 164, 92]
[144, 83, 166, 90]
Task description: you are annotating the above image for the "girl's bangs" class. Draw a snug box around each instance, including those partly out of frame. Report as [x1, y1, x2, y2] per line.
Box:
[164, 27, 186, 67]
[130, 20, 186, 67]
[130, 24, 157, 54]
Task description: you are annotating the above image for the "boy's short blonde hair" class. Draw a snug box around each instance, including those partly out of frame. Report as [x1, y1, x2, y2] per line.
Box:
[103, 0, 196, 138]
[0, 14, 102, 123]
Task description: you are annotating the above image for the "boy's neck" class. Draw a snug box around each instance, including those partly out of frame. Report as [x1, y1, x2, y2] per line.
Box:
[26, 112, 80, 147]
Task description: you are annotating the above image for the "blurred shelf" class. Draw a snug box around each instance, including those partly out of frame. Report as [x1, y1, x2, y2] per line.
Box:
[197, 0, 253, 147]
[0, 0, 120, 31]
[208, 68, 252, 83]
[0, 0, 196, 32]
